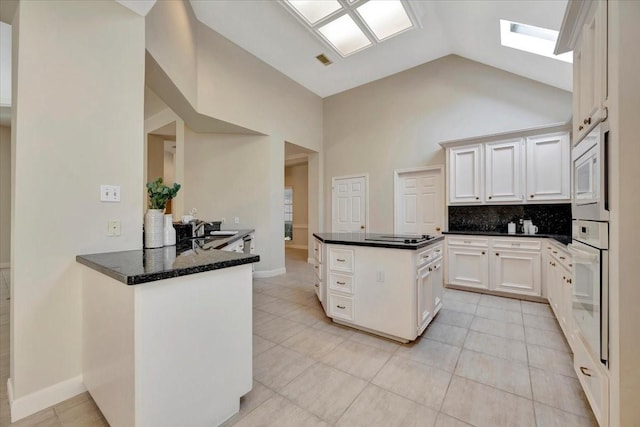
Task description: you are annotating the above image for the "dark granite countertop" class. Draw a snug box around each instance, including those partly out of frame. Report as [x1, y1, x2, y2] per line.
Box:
[313, 232, 444, 250]
[443, 230, 571, 246]
[77, 229, 259, 285]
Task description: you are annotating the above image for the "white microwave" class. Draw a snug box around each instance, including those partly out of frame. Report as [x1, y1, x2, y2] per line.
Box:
[572, 122, 609, 221]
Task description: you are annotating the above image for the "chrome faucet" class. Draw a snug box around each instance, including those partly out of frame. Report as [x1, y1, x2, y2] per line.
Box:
[192, 221, 214, 237]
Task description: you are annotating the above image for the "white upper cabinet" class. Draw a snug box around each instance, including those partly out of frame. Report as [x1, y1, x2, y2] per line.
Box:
[526, 132, 571, 201]
[573, 0, 607, 144]
[485, 139, 524, 203]
[448, 144, 482, 204]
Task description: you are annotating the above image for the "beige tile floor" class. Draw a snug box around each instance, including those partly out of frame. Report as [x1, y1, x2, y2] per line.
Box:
[0, 249, 597, 426]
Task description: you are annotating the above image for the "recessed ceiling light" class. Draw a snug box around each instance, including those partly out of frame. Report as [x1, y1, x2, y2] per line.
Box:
[356, 0, 413, 41]
[286, 0, 342, 25]
[318, 14, 372, 57]
[500, 19, 572, 63]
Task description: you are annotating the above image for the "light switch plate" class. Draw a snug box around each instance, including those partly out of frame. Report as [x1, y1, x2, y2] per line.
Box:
[100, 185, 121, 202]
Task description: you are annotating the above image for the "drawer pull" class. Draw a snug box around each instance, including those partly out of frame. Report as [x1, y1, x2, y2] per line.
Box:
[553, 251, 558, 254]
[463, 240, 472, 244]
[568, 278, 572, 284]
[336, 281, 346, 285]
[569, 263, 573, 267]
[336, 305, 346, 310]
[336, 258, 346, 262]
[314, 265, 318, 269]
[314, 284, 319, 288]
[559, 256, 566, 260]
[429, 267, 433, 271]
[580, 366, 592, 377]
[547, 247, 551, 249]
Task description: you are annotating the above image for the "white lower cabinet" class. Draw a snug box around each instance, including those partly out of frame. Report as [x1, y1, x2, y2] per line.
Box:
[446, 238, 489, 290]
[573, 333, 609, 427]
[491, 249, 541, 296]
[417, 264, 433, 335]
[313, 238, 324, 306]
[318, 241, 443, 342]
[446, 236, 541, 297]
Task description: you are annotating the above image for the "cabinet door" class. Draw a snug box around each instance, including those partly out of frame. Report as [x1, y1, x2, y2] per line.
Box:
[526, 133, 570, 201]
[446, 246, 488, 289]
[558, 265, 573, 344]
[573, 0, 608, 142]
[485, 139, 524, 202]
[546, 256, 560, 316]
[492, 250, 541, 296]
[417, 264, 433, 335]
[449, 145, 482, 204]
[431, 260, 443, 316]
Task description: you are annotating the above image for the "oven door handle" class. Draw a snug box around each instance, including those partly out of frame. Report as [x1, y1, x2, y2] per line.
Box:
[567, 244, 598, 261]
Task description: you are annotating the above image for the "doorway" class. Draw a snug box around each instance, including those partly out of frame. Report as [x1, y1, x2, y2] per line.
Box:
[331, 174, 368, 233]
[394, 166, 444, 235]
[146, 122, 176, 213]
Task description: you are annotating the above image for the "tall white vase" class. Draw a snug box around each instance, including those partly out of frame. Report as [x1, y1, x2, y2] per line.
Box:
[163, 214, 176, 246]
[144, 209, 164, 248]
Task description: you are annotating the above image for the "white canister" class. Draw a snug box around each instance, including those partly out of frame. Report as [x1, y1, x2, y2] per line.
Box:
[163, 214, 176, 246]
[508, 222, 516, 234]
[144, 209, 164, 248]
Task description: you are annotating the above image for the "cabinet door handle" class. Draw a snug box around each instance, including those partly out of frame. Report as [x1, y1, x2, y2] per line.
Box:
[429, 267, 433, 271]
[475, 197, 479, 200]
[530, 194, 535, 198]
[579, 125, 584, 131]
[580, 366, 592, 377]
[560, 256, 566, 260]
[553, 251, 558, 254]
[336, 281, 346, 285]
[568, 278, 572, 284]
[488, 196, 492, 200]
[314, 265, 318, 269]
[314, 284, 319, 288]
[482, 251, 486, 255]
[336, 258, 346, 262]
[569, 263, 573, 267]
[495, 253, 500, 256]
[337, 305, 346, 310]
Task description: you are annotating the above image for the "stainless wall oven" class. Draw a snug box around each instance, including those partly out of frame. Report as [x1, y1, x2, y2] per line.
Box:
[568, 220, 608, 365]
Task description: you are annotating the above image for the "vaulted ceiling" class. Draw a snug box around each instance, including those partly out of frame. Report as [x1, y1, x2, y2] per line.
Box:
[189, 0, 572, 97]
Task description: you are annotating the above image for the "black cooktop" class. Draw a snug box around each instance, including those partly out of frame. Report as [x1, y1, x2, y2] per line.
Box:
[364, 234, 435, 244]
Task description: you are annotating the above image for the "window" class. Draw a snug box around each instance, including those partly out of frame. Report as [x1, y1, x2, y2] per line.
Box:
[284, 187, 293, 241]
[499, 19, 572, 63]
[282, 0, 416, 58]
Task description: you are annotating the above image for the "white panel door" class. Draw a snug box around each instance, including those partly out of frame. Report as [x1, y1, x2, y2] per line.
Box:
[449, 145, 482, 203]
[396, 169, 443, 235]
[485, 139, 524, 203]
[526, 133, 570, 201]
[332, 176, 367, 232]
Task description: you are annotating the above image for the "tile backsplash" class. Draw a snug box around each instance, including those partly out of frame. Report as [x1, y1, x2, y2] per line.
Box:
[448, 204, 572, 235]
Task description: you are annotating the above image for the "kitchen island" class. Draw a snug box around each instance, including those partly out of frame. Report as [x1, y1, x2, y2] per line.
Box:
[76, 235, 259, 427]
[312, 233, 444, 342]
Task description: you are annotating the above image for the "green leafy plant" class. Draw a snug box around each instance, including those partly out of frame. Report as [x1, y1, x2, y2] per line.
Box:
[146, 178, 181, 210]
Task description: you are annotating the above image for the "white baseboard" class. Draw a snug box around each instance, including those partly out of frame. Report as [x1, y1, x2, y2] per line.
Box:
[253, 267, 286, 278]
[8, 375, 86, 422]
[0, 262, 9, 269]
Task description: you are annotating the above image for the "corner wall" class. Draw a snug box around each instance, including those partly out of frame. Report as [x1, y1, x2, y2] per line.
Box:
[322, 55, 572, 232]
[10, 0, 144, 419]
[183, 129, 285, 275]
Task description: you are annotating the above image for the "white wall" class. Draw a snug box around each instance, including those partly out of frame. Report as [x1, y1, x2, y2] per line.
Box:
[323, 55, 572, 232]
[10, 0, 144, 416]
[0, 125, 10, 266]
[285, 163, 308, 249]
[183, 128, 285, 274]
[146, 134, 164, 183]
[607, 2, 640, 425]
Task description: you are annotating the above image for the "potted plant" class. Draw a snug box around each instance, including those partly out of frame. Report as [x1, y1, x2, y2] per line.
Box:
[144, 178, 181, 248]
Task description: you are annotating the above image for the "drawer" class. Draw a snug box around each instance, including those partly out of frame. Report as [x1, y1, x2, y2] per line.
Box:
[328, 293, 354, 321]
[328, 272, 353, 294]
[417, 244, 443, 266]
[313, 259, 323, 281]
[314, 239, 323, 263]
[573, 334, 608, 426]
[328, 247, 354, 273]
[545, 242, 572, 268]
[493, 239, 541, 251]
[446, 236, 489, 248]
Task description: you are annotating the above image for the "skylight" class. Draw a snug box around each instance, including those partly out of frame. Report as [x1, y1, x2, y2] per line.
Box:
[500, 19, 572, 63]
[282, 0, 417, 58]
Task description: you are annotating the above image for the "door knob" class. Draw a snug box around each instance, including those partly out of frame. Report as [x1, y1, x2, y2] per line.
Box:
[360, 225, 365, 230]
[436, 227, 441, 232]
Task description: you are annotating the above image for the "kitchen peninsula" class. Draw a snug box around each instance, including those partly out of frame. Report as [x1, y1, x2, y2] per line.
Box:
[312, 232, 444, 343]
[76, 234, 259, 427]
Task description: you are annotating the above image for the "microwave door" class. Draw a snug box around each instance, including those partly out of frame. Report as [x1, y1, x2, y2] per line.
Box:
[574, 148, 598, 206]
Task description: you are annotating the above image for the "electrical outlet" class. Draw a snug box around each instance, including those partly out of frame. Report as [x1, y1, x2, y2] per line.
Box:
[100, 185, 121, 202]
[221, 217, 226, 224]
[234, 217, 240, 224]
[107, 220, 121, 236]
